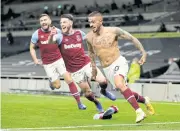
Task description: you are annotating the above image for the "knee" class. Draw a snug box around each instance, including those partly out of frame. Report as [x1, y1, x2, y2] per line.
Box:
[66, 78, 73, 84]
[84, 88, 92, 97]
[115, 82, 126, 92]
[52, 82, 61, 89]
[63, 72, 73, 84]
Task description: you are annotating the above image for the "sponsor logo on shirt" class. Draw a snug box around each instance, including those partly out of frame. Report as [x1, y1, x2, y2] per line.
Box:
[40, 40, 48, 44]
[64, 43, 81, 49]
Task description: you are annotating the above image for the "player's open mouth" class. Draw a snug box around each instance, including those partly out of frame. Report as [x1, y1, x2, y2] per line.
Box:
[92, 27, 96, 30]
[61, 26, 67, 30]
[42, 24, 48, 29]
[43, 24, 48, 26]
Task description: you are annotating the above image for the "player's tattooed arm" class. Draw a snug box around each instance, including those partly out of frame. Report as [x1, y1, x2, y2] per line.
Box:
[115, 27, 145, 53]
[115, 27, 147, 65]
[86, 40, 96, 66]
[86, 38, 97, 79]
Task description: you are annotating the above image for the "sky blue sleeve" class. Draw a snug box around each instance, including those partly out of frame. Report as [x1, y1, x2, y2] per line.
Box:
[31, 30, 38, 44]
[54, 28, 63, 45]
[56, 28, 62, 34]
[79, 30, 86, 40]
[56, 33, 63, 45]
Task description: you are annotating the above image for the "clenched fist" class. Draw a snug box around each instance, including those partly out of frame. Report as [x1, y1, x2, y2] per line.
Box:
[50, 26, 57, 36]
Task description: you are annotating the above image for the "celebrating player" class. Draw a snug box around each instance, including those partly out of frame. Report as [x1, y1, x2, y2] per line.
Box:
[48, 14, 116, 112]
[86, 11, 155, 123]
[29, 14, 86, 110]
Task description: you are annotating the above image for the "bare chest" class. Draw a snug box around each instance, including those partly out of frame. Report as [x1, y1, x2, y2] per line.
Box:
[92, 33, 117, 48]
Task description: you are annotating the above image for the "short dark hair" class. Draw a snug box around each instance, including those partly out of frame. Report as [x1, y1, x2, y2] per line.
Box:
[39, 14, 50, 19]
[61, 14, 74, 21]
[88, 11, 102, 17]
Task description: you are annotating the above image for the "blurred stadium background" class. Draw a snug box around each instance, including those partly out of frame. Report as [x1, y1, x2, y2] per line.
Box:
[1, 0, 180, 130]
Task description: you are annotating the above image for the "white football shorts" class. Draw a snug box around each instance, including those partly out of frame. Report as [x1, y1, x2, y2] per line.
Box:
[71, 62, 105, 84]
[43, 58, 67, 82]
[103, 55, 129, 87]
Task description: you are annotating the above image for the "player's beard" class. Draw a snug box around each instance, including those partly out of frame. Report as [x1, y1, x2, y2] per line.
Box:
[92, 26, 97, 33]
[42, 24, 50, 32]
[92, 28, 96, 33]
[93, 25, 101, 33]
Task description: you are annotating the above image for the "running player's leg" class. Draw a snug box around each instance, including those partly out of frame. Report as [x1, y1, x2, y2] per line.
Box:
[71, 68, 103, 112]
[63, 72, 86, 109]
[56, 59, 86, 110]
[114, 75, 146, 123]
[132, 91, 155, 115]
[78, 82, 104, 112]
[106, 56, 146, 123]
[95, 67, 116, 101]
[85, 63, 116, 101]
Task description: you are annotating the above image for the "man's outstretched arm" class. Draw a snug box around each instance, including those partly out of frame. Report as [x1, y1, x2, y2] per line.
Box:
[115, 27, 147, 65]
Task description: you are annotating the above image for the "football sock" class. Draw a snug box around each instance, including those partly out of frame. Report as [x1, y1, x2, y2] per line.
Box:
[122, 88, 139, 110]
[100, 83, 116, 100]
[132, 91, 145, 104]
[85, 92, 99, 105]
[68, 82, 81, 104]
[85, 92, 103, 112]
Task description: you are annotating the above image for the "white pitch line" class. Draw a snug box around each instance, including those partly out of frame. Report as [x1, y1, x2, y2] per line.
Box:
[153, 102, 180, 106]
[4, 121, 180, 130]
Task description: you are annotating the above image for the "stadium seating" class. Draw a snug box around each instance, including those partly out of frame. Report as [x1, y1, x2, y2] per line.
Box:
[144, 11, 180, 25]
[1, 50, 45, 76]
[1, 36, 30, 58]
[1, 0, 180, 32]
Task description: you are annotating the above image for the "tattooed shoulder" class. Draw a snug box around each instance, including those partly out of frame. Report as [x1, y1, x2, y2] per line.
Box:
[115, 27, 126, 36]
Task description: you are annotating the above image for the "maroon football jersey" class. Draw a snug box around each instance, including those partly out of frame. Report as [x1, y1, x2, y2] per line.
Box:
[38, 29, 62, 64]
[60, 30, 90, 72]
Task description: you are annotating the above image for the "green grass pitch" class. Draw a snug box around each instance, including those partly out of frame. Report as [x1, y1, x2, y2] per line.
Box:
[1, 93, 180, 130]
